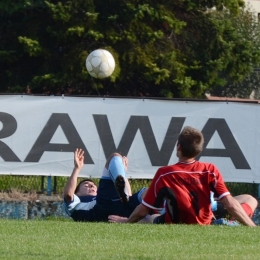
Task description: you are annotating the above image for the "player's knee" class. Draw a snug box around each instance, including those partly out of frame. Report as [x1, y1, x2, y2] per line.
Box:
[105, 153, 122, 168]
[247, 195, 258, 211]
[235, 194, 258, 211]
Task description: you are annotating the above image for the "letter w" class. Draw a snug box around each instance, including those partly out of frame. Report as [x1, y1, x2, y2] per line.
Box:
[93, 115, 185, 166]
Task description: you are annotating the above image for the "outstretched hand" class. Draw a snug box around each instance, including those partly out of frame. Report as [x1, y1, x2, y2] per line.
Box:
[108, 215, 128, 223]
[74, 148, 84, 170]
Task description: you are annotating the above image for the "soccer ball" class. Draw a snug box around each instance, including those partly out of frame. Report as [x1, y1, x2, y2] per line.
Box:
[86, 49, 115, 79]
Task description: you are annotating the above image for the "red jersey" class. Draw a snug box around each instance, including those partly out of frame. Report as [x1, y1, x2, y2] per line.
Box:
[142, 160, 230, 225]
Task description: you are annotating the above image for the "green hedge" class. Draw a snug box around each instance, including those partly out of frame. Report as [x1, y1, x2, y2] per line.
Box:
[0, 175, 258, 197]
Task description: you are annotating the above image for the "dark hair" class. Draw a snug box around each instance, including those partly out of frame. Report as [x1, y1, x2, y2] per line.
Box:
[75, 178, 95, 194]
[177, 126, 204, 158]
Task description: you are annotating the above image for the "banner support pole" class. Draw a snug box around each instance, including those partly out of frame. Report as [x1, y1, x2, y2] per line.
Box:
[47, 176, 52, 196]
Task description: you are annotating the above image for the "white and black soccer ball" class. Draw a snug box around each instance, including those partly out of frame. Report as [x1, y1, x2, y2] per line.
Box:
[85, 49, 115, 79]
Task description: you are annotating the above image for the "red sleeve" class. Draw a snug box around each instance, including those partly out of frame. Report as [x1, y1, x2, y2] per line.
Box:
[141, 168, 164, 212]
[210, 164, 230, 200]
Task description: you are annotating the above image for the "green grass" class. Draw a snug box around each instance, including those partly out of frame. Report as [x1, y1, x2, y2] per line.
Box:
[0, 219, 259, 260]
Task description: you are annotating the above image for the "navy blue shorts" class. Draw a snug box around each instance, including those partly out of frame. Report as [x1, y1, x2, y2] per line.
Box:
[153, 213, 166, 224]
[95, 178, 145, 222]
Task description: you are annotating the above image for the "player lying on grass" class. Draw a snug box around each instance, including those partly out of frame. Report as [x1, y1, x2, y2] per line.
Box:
[108, 126, 257, 226]
[63, 148, 147, 222]
[108, 193, 258, 225]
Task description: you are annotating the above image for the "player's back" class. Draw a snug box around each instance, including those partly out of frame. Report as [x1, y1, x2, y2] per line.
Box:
[158, 161, 216, 224]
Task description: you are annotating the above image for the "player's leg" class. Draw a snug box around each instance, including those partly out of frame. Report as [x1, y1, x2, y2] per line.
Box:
[213, 194, 258, 219]
[94, 160, 125, 221]
[212, 201, 229, 219]
[118, 187, 147, 217]
[106, 153, 131, 202]
[232, 194, 258, 218]
[152, 213, 166, 224]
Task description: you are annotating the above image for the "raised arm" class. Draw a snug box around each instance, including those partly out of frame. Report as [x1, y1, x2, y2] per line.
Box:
[221, 195, 256, 227]
[64, 149, 85, 203]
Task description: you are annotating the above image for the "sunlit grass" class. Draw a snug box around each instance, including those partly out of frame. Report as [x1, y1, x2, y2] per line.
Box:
[0, 219, 259, 260]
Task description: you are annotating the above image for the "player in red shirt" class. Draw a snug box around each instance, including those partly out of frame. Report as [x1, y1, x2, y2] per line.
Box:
[143, 160, 230, 225]
[109, 126, 256, 226]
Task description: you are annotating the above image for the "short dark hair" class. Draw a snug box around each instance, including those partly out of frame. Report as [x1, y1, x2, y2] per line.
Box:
[177, 126, 204, 158]
[75, 178, 95, 194]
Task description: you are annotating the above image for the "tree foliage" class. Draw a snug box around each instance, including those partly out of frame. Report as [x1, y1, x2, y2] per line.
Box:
[209, 4, 260, 98]
[0, 0, 258, 98]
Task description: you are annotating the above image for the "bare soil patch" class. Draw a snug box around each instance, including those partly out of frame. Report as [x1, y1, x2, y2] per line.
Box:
[0, 188, 62, 201]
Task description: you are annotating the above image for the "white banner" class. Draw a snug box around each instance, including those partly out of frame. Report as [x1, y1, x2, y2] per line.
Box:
[0, 95, 259, 183]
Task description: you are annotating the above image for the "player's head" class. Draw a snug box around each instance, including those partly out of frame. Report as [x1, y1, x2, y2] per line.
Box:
[75, 178, 97, 196]
[177, 126, 204, 158]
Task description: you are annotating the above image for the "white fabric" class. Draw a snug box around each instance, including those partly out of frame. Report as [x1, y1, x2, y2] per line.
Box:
[0, 95, 259, 182]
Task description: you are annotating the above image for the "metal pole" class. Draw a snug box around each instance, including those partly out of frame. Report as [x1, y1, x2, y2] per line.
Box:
[47, 176, 52, 196]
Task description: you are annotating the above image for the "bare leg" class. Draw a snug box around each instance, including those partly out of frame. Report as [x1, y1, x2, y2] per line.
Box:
[233, 194, 258, 213]
[213, 194, 258, 220]
[122, 156, 132, 196]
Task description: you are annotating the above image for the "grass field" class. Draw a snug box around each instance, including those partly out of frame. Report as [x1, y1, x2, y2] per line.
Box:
[0, 219, 259, 260]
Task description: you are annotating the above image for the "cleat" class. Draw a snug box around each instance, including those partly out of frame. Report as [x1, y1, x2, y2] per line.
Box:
[211, 218, 241, 226]
[115, 175, 129, 203]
